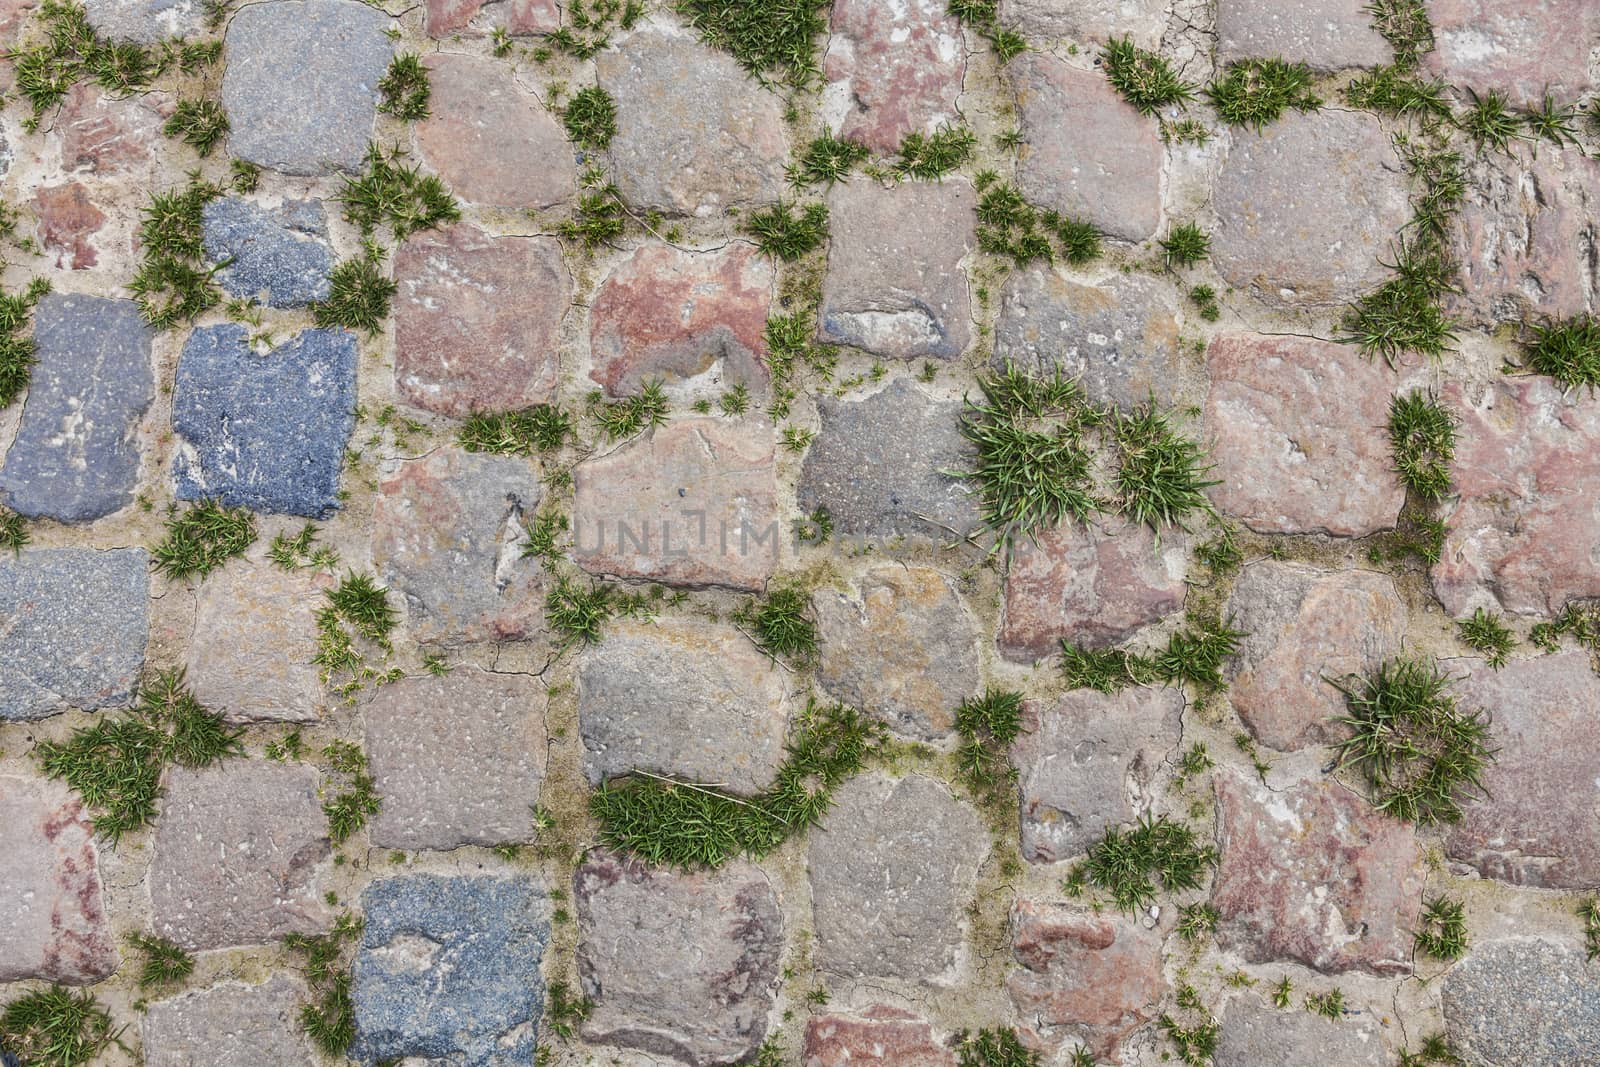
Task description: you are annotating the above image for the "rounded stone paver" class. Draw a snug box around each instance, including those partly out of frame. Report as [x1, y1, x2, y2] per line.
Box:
[202, 196, 334, 309]
[1215, 0, 1390, 69]
[1212, 109, 1411, 307]
[821, 0, 965, 154]
[1442, 938, 1600, 1067]
[142, 974, 314, 1067]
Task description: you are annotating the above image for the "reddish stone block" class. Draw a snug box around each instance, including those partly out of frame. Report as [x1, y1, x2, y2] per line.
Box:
[1000, 519, 1186, 663]
[1205, 334, 1406, 536]
[0, 775, 118, 984]
[1212, 770, 1424, 974]
[1425, 0, 1599, 106]
[804, 1007, 957, 1067]
[1445, 651, 1600, 889]
[572, 417, 780, 590]
[822, 0, 965, 154]
[58, 82, 166, 175]
[414, 53, 574, 210]
[393, 222, 566, 416]
[588, 241, 772, 401]
[1431, 377, 1600, 617]
[33, 182, 104, 270]
[423, 0, 557, 37]
[1007, 900, 1166, 1060]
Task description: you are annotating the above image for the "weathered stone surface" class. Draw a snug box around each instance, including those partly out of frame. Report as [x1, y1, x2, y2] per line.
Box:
[222, 0, 391, 175]
[1431, 377, 1600, 616]
[0, 293, 153, 523]
[0, 776, 117, 984]
[820, 179, 974, 360]
[1444, 651, 1600, 888]
[366, 670, 547, 850]
[151, 761, 332, 951]
[1442, 938, 1600, 1067]
[797, 379, 979, 540]
[1007, 900, 1166, 1060]
[424, 0, 557, 37]
[353, 875, 549, 1067]
[1213, 110, 1411, 306]
[821, 0, 965, 153]
[809, 773, 987, 980]
[598, 29, 789, 217]
[185, 558, 324, 723]
[992, 269, 1188, 410]
[588, 241, 772, 401]
[0, 548, 147, 721]
[577, 617, 789, 793]
[1216, 0, 1389, 69]
[1204, 334, 1405, 536]
[803, 1007, 957, 1067]
[813, 564, 981, 739]
[85, 0, 204, 43]
[58, 83, 166, 175]
[371, 448, 544, 644]
[1012, 54, 1162, 242]
[999, 0, 1165, 45]
[1225, 562, 1404, 752]
[572, 417, 780, 590]
[33, 181, 104, 269]
[576, 852, 781, 1064]
[142, 974, 313, 1067]
[1425, 0, 1600, 105]
[414, 53, 574, 210]
[1212, 771, 1423, 974]
[1214, 997, 1386, 1067]
[394, 223, 567, 415]
[172, 325, 357, 517]
[1000, 519, 1186, 662]
[1013, 687, 1182, 863]
[1450, 149, 1600, 327]
[202, 196, 333, 309]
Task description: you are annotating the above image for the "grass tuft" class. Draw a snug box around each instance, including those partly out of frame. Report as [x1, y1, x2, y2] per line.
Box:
[1520, 314, 1600, 393]
[459, 405, 572, 456]
[1456, 607, 1514, 669]
[284, 912, 362, 1057]
[129, 179, 224, 328]
[312, 245, 397, 333]
[1101, 36, 1193, 116]
[733, 583, 818, 665]
[11, 0, 159, 126]
[1207, 58, 1320, 128]
[1330, 656, 1494, 824]
[588, 380, 669, 440]
[313, 572, 398, 699]
[151, 500, 257, 580]
[1345, 65, 1451, 121]
[1581, 897, 1600, 961]
[948, 0, 1028, 64]
[321, 739, 379, 846]
[35, 669, 243, 842]
[1304, 989, 1346, 1019]
[590, 699, 883, 868]
[0, 277, 50, 409]
[1522, 92, 1579, 148]
[558, 171, 628, 248]
[1069, 813, 1216, 912]
[893, 125, 976, 180]
[953, 688, 1025, 804]
[128, 932, 194, 990]
[1365, 0, 1434, 68]
[788, 133, 868, 187]
[1455, 88, 1521, 154]
[1111, 401, 1217, 532]
[954, 1028, 1041, 1067]
[268, 522, 338, 572]
[562, 84, 618, 150]
[1387, 391, 1456, 501]
[338, 144, 461, 240]
[1159, 1013, 1220, 1066]
[0, 504, 28, 554]
[1159, 222, 1210, 268]
[1413, 895, 1468, 960]
[546, 574, 619, 650]
[744, 201, 828, 261]
[0, 986, 122, 1067]
[163, 98, 229, 156]
[677, 0, 829, 89]
[1061, 615, 1244, 694]
[377, 53, 431, 121]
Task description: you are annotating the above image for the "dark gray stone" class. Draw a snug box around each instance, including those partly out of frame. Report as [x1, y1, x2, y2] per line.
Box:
[222, 0, 392, 175]
[0, 548, 147, 721]
[84, 0, 206, 44]
[352, 875, 549, 1067]
[0, 293, 153, 522]
[171, 325, 357, 517]
[808, 773, 988, 980]
[992, 268, 1190, 409]
[1215, 997, 1386, 1066]
[1442, 938, 1600, 1067]
[796, 379, 979, 541]
[202, 196, 334, 308]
